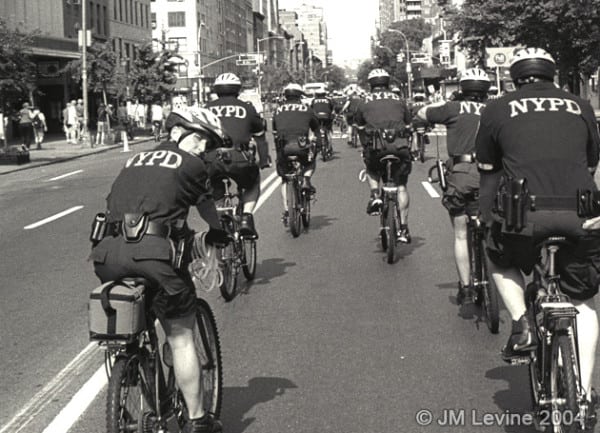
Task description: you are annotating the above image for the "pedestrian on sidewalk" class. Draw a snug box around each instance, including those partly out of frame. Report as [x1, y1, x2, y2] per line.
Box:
[31, 106, 47, 150]
[117, 101, 133, 140]
[17, 102, 34, 149]
[96, 102, 109, 146]
[66, 100, 79, 144]
[76, 99, 85, 139]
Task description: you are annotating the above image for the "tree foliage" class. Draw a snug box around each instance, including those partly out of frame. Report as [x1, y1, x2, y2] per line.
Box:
[130, 42, 179, 103]
[0, 18, 38, 112]
[447, 0, 600, 86]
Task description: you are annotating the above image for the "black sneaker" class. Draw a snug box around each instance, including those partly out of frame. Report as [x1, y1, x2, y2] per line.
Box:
[190, 414, 222, 433]
[302, 178, 316, 195]
[281, 210, 289, 227]
[398, 225, 411, 244]
[366, 196, 382, 215]
[239, 213, 258, 239]
[457, 282, 473, 305]
[501, 313, 537, 362]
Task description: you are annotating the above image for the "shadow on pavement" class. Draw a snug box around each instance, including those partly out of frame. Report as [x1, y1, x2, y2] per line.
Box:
[222, 377, 298, 433]
[371, 235, 426, 263]
[251, 258, 296, 286]
[485, 365, 536, 433]
[306, 214, 338, 232]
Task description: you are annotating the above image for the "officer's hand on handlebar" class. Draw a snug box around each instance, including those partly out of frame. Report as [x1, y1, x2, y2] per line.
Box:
[205, 228, 233, 247]
[582, 216, 600, 231]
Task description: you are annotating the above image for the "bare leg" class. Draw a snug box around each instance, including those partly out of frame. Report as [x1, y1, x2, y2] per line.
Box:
[574, 298, 599, 402]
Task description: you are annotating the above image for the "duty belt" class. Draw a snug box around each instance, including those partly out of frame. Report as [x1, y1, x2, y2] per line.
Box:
[452, 153, 476, 164]
[530, 195, 577, 211]
[106, 221, 171, 238]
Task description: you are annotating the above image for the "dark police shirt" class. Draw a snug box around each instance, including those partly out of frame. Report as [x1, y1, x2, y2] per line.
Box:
[311, 97, 334, 118]
[355, 90, 412, 145]
[272, 101, 319, 140]
[105, 141, 212, 226]
[426, 100, 486, 156]
[345, 96, 362, 117]
[205, 96, 264, 149]
[476, 81, 600, 220]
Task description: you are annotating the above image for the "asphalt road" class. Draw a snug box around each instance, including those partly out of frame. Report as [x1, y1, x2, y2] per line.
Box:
[2, 132, 600, 433]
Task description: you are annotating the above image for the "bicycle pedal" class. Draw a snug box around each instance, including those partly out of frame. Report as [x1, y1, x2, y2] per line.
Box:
[505, 356, 531, 366]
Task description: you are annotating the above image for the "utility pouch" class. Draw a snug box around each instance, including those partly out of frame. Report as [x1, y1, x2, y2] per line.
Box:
[436, 160, 448, 192]
[122, 213, 149, 243]
[217, 148, 232, 164]
[297, 136, 308, 149]
[496, 177, 529, 232]
[90, 213, 107, 246]
[577, 189, 600, 217]
[381, 129, 397, 143]
[171, 237, 187, 270]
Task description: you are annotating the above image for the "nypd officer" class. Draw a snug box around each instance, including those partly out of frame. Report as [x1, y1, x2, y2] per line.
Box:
[272, 83, 320, 223]
[476, 48, 600, 421]
[355, 68, 413, 243]
[311, 88, 335, 138]
[204, 73, 270, 239]
[90, 108, 230, 433]
[417, 68, 491, 304]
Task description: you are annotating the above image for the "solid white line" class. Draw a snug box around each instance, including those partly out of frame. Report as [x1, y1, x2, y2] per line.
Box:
[23, 206, 84, 230]
[254, 177, 281, 213]
[260, 170, 278, 191]
[42, 365, 107, 433]
[422, 181, 440, 198]
[0, 343, 97, 433]
[46, 170, 83, 182]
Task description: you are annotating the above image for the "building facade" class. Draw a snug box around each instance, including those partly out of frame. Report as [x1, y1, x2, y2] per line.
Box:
[0, 0, 150, 132]
[284, 3, 327, 68]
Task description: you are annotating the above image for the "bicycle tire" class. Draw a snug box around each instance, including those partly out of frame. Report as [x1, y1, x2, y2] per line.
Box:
[241, 239, 257, 280]
[195, 298, 223, 419]
[219, 242, 239, 301]
[288, 181, 301, 238]
[301, 190, 311, 229]
[106, 356, 151, 433]
[529, 343, 543, 414]
[380, 203, 388, 252]
[386, 201, 397, 264]
[480, 252, 500, 334]
[547, 332, 579, 433]
[418, 135, 425, 163]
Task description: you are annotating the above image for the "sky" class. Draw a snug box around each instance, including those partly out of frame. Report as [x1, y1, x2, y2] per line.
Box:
[278, 0, 379, 66]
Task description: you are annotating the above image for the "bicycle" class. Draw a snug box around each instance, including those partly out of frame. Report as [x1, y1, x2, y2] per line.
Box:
[215, 177, 257, 302]
[152, 120, 162, 142]
[283, 154, 312, 238]
[350, 124, 359, 148]
[316, 117, 333, 161]
[91, 277, 222, 433]
[411, 124, 431, 163]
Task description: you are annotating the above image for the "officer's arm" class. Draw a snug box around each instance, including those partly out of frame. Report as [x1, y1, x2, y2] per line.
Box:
[584, 105, 600, 174]
[196, 198, 221, 230]
[416, 106, 429, 122]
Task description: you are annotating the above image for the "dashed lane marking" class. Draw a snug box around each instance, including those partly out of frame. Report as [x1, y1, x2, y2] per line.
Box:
[23, 206, 84, 230]
[46, 170, 84, 182]
[260, 170, 278, 191]
[422, 181, 440, 198]
[255, 177, 282, 213]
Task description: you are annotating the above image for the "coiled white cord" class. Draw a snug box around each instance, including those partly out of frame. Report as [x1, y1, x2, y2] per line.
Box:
[189, 232, 223, 294]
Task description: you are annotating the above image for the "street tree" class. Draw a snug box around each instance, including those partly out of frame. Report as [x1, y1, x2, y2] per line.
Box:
[63, 42, 119, 106]
[316, 64, 349, 90]
[129, 42, 179, 103]
[447, 0, 600, 92]
[0, 18, 38, 114]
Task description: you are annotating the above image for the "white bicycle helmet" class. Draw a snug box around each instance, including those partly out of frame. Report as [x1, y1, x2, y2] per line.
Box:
[283, 83, 304, 99]
[213, 73, 242, 95]
[509, 48, 556, 82]
[367, 68, 390, 88]
[459, 68, 491, 93]
[166, 108, 225, 145]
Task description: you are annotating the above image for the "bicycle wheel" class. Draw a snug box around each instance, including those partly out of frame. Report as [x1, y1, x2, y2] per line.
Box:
[529, 342, 543, 415]
[241, 239, 257, 280]
[547, 332, 579, 433]
[219, 241, 239, 302]
[418, 135, 426, 163]
[106, 355, 153, 433]
[301, 190, 311, 229]
[386, 200, 397, 264]
[194, 298, 223, 419]
[288, 181, 301, 238]
[480, 249, 500, 334]
[380, 201, 388, 251]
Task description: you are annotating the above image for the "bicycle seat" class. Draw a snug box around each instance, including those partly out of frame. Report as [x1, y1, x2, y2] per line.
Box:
[286, 155, 300, 161]
[379, 154, 402, 163]
[122, 277, 152, 287]
[538, 236, 573, 248]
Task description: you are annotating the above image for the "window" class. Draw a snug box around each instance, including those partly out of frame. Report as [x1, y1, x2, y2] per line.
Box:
[145, 5, 149, 27]
[118, 0, 123, 21]
[168, 37, 187, 52]
[151, 12, 156, 29]
[114, 0, 117, 19]
[168, 11, 186, 27]
[134, 2, 138, 26]
[124, 0, 128, 22]
[88, 1, 94, 29]
[103, 6, 107, 33]
[97, 4, 101, 33]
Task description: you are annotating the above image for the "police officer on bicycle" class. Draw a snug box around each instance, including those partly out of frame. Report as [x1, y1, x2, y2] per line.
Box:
[355, 68, 413, 243]
[204, 73, 271, 239]
[90, 108, 230, 433]
[475, 48, 600, 420]
[417, 68, 491, 304]
[272, 83, 320, 223]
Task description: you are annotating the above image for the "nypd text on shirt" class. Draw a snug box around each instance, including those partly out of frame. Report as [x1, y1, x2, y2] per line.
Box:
[125, 150, 182, 169]
[508, 97, 582, 118]
[208, 105, 248, 119]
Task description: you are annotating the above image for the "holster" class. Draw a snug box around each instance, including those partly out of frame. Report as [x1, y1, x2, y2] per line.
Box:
[577, 189, 600, 218]
[122, 213, 149, 242]
[495, 177, 529, 232]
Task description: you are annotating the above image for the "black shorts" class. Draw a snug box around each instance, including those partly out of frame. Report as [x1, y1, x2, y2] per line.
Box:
[204, 148, 260, 198]
[316, 116, 333, 130]
[485, 211, 600, 301]
[363, 147, 412, 186]
[345, 114, 355, 125]
[276, 147, 316, 177]
[90, 236, 197, 319]
[442, 162, 480, 217]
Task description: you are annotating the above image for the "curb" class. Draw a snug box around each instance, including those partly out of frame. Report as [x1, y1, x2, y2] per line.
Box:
[0, 137, 153, 176]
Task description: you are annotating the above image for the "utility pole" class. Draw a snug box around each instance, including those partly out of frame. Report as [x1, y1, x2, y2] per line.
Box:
[80, 0, 90, 147]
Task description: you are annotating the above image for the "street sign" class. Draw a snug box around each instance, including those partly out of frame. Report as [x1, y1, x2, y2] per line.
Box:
[236, 54, 259, 66]
[439, 40, 451, 57]
[411, 52, 430, 64]
[485, 47, 521, 68]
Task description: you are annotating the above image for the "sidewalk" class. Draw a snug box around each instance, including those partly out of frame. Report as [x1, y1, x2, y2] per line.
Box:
[0, 132, 152, 176]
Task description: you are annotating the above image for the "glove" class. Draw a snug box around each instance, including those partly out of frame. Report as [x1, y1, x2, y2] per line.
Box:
[205, 228, 232, 247]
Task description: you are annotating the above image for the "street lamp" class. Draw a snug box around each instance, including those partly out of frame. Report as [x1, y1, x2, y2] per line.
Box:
[256, 36, 284, 97]
[196, 22, 206, 103]
[387, 29, 412, 100]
